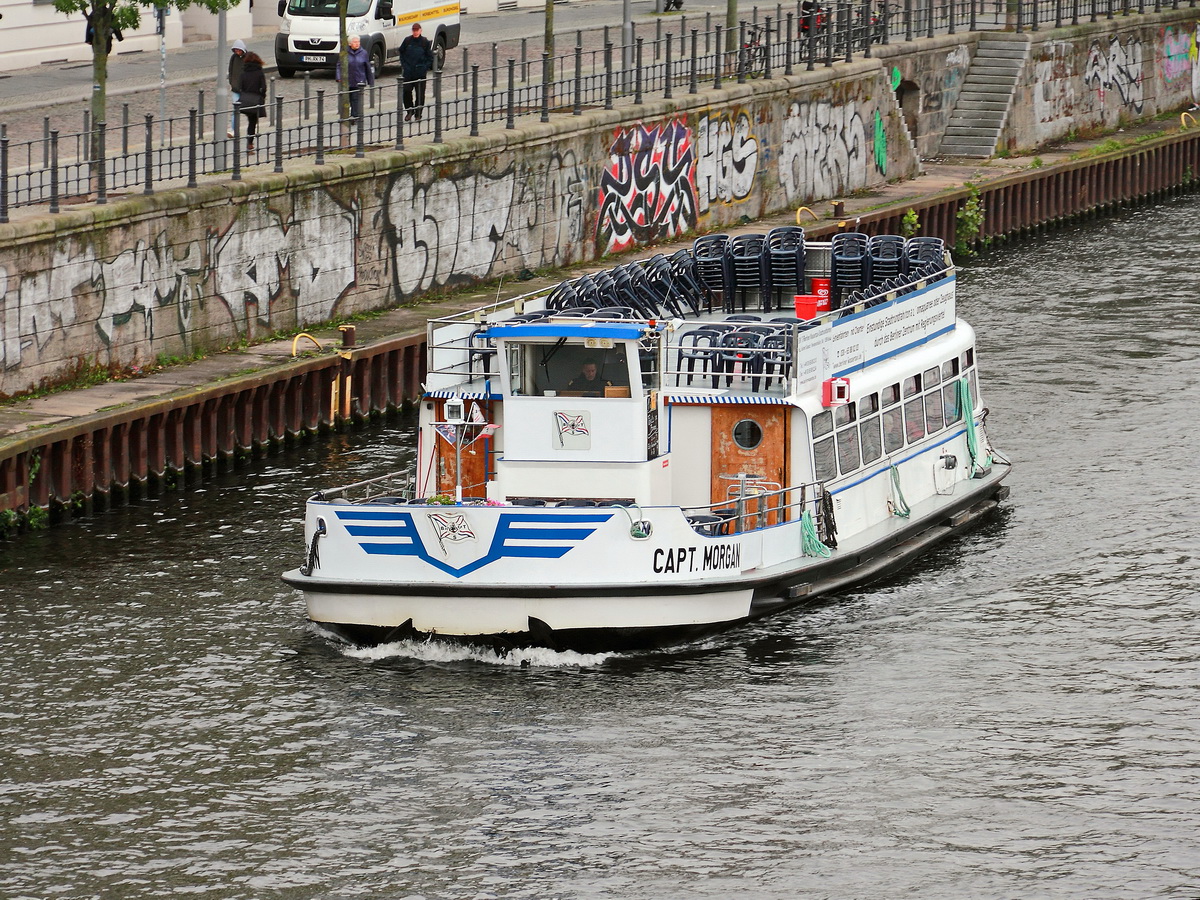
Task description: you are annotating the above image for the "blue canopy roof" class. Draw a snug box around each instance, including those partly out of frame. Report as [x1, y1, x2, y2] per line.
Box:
[485, 321, 657, 339]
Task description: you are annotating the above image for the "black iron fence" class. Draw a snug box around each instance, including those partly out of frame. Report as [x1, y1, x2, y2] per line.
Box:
[1, 0, 1191, 219]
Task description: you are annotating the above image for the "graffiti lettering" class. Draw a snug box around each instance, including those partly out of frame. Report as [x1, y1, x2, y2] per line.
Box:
[695, 111, 759, 212]
[596, 120, 698, 255]
[779, 101, 870, 203]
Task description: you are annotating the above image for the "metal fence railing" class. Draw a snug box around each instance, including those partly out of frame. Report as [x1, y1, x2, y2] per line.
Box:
[1, 0, 1192, 219]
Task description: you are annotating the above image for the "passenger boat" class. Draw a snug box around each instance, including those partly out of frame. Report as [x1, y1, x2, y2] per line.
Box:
[282, 229, 1011, 652]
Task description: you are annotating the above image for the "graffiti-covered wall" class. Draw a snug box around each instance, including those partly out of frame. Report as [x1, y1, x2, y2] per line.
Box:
[0, 59, 915, 398]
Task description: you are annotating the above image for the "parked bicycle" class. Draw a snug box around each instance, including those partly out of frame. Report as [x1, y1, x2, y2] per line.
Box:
[738, 22, 768, 78]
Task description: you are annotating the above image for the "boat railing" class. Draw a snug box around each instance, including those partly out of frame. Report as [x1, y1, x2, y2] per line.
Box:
[311, 470, 417, 504]
[682, 480, 834, 540]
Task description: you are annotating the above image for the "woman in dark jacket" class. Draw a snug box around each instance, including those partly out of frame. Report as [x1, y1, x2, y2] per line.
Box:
[238, 52, 268, 151]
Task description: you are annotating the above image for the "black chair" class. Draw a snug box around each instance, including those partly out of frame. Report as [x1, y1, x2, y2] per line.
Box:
[727, 234, 769, 313]
[510, 498, 547, 506]
[716, 330, 766, 391]
[725, 314, 762, 322]
[830, 232, 871, 309]
[766, 225, 807, 309]
[693, 234, 732, 307]
[868, 235, 907, 284]
[557, 498, 598, 507]
[589, 306, 637, 319]
[760, 332, 793, 388]
[669, 249, 717, 315]
[676, 327, 724, 386]
[906, 237, 947, 273]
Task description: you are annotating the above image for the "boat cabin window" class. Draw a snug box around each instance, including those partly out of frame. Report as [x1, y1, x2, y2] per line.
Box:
[506, 341, 638, 398]
[812, 354, 976, 480]
[812, 410, 834, 439]
[904, 398, 926, 442]
[942, 382, 962, 424]
[814, 436, 836, 482]
[732, 419, 764, 450]
[860, 415, 882, 463]
[925, 389, 945, 432]
[882, 406, 905, 453]
[836, 424, 861, 473]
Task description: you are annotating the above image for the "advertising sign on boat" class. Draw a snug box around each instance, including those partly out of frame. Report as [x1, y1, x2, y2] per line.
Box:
[793, 279, 956, 393]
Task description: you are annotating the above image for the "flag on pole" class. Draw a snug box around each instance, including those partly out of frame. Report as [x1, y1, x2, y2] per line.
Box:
[468, 401, 486, 424]
[434, 423, 458, 446]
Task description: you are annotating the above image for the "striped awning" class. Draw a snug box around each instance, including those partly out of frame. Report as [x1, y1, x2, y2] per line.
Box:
[663, 393, 794, 406]
[425, 389, 498, 400]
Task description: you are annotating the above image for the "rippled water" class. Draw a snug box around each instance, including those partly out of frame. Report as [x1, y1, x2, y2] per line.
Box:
[2, 200, 1199, 899]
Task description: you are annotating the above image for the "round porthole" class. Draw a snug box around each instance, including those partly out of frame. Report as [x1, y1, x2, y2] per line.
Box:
[732, 419, 763, 450]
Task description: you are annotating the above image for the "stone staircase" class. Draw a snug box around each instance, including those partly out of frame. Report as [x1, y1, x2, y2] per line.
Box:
[938, 37, 1030, 158]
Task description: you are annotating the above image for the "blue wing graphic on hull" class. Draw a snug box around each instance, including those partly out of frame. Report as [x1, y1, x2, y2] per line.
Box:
[332, 510, 614, 578]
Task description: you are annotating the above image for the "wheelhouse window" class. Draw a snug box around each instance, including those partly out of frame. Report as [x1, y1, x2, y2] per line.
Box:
[507, 341, 636, 397]
[902, 374, 922, 398]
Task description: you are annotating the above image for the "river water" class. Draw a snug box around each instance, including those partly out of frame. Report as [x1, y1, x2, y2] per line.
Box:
[2, 198, 1199, 899]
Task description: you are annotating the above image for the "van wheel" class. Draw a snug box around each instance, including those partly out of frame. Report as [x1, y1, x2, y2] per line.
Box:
[433, 33, 447, 72]
[278, 66, 296, 79]
[370, 43, 385, 79]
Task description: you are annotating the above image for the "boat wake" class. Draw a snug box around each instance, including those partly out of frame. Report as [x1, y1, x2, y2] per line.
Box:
[309, 623, 616, 668]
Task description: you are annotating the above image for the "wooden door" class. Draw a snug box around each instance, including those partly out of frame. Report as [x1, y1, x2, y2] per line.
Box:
[433, 399, 492, 500]
[710, 405, 789, 525]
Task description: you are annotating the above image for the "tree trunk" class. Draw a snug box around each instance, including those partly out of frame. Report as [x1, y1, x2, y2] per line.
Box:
[89, 5, 111, 176]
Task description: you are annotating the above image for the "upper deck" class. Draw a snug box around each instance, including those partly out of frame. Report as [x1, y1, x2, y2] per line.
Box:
[425, 231, 957, 405]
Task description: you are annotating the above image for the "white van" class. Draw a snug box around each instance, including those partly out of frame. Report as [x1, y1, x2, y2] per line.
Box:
[274, 0, 460, 79]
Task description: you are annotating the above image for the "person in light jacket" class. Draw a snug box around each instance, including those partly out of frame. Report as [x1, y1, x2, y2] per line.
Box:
[399, 22, 434, 121]
[336, 34, 375, 120]
[226, 39, 246, 138]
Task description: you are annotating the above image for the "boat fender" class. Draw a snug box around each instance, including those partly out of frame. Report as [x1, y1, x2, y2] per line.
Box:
[299, 517, 327, 576]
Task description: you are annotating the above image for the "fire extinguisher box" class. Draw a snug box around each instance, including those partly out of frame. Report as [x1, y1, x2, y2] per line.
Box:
[822, 377, 851, 406]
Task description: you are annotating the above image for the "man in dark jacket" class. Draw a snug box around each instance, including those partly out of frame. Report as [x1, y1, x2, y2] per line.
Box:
[399, 22, 434, 121]
[336, 34, 375, 120]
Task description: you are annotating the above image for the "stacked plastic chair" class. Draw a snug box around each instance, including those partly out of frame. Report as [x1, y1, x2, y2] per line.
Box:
[692, 235, 732, 309]
[668, 249, 716, 315]
[728, 234, 770, 313]
[765, 226, 807, 310]
[830, 232, 871, 309]
[867, 235, 907, 285]
[905, 237, 947, 272]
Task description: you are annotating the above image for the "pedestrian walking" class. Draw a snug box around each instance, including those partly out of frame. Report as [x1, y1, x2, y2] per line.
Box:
[399, 22, 434, 121]
[226, 39, 246, 138]
[336, 34, 374, 121]
[238, 51, 267, 151]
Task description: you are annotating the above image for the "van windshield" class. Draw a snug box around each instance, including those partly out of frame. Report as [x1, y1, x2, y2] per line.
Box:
[286, 0, 372, 16]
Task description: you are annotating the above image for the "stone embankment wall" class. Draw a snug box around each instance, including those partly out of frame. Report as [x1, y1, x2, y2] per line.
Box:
[3, 11, 1200, 399]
